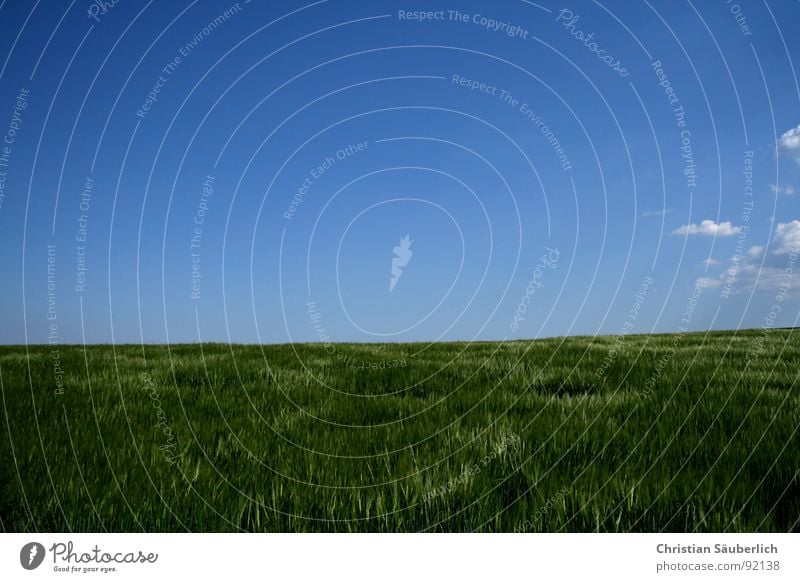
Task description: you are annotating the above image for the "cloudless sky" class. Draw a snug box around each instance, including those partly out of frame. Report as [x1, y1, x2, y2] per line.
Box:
[0, 0, 798, 344]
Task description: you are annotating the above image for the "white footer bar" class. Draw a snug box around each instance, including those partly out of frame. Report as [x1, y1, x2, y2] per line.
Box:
[1, 533, 796, 581]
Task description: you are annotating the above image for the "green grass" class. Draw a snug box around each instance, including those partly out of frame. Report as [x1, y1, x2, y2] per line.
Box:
[1, 329, 798, 532]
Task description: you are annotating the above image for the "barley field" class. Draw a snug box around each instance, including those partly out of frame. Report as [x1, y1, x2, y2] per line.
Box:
[1, 329, 798, 532]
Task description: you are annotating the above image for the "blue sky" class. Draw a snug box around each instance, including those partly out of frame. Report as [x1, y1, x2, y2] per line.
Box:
[0, 0, 798, 344]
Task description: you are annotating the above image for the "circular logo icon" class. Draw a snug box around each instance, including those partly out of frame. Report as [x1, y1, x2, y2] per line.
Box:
[20, 542, 45, 570]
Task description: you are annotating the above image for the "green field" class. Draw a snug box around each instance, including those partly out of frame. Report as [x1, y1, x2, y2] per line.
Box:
[1, 329, 798, 532]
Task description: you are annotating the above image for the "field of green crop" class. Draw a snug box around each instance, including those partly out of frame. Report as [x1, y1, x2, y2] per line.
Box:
[1, 329, 798, 532]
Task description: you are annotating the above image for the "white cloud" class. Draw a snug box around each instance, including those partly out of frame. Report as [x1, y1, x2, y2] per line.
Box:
[699, 220, 800, 296]
[672, 220, 742, 237]
[778, 124, 800, 162]
[695, 276, 722, 288]
[773, 220, 800, 255]
[746, 245, 765, 258]
[770, 183, 796, 195]
[641, 208, 672, 217]
[752, 266, 800, 293]
[702, 262, 799, 296]
[702, 258, 721, 267]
